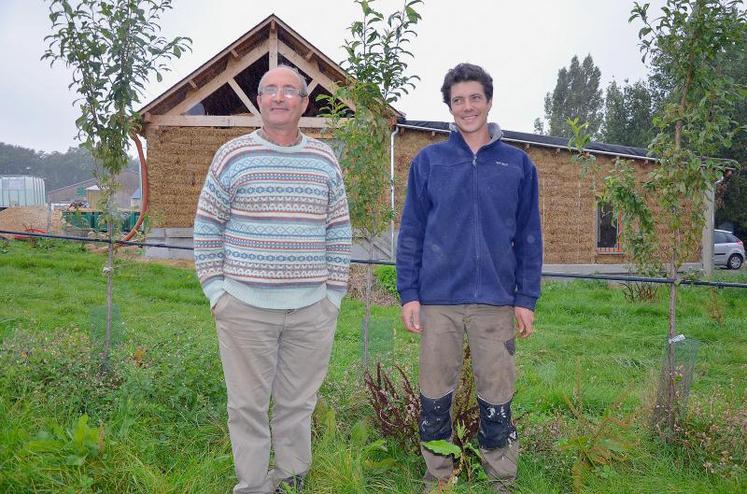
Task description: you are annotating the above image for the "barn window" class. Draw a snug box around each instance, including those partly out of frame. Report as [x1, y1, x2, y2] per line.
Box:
[596, 202, 622, 253]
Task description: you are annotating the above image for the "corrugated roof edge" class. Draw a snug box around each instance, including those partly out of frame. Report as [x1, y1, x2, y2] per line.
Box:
[399, 119, 653, 161]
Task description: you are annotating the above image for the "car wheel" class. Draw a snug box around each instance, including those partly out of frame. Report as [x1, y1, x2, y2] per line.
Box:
[727, 254, 743, 270]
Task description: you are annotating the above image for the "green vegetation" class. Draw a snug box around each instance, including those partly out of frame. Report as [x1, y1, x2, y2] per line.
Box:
[538, 54, 604, 139]
[43, 0, 191, 372]
[0, 241, 745, 493]
[0, 143, 141, 191]
[374, 265, 398, 299]
[319, 0, 422, 365]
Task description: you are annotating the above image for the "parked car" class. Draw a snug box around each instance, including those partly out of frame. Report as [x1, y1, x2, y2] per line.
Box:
[713, 229, 744, 270]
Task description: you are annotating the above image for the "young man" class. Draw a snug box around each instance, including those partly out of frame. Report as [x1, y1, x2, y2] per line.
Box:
[396, 63, 543, 493]
[194, 65, 351, 494]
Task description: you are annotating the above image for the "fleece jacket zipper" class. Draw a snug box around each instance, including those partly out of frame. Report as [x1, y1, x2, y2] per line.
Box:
[472, 153, 480, 299]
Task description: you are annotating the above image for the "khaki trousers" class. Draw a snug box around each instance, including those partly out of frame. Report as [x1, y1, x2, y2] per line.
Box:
[419, 304, 518, 485]
[213, 293, 339, 494]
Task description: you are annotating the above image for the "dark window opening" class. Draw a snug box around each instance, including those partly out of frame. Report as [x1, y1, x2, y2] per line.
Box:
[597, 202, 622, 253]
[198, 83, 246, 116]
[234, 54, 269, 108]
[304, 84, 353, 117]
[277, 53, 312, 86]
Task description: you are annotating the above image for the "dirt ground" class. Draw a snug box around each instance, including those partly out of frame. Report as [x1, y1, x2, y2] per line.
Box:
[0, 206, 63, 238]
[347, 264, 399, 306]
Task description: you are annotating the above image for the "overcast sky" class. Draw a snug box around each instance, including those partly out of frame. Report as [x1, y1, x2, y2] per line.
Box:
[0, 0, 664, 153]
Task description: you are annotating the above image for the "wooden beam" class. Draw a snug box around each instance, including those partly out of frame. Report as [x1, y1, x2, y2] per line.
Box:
[304, 50, 314, 62]
[266, 17, 347, 85]
[277, 40, 355, 111]
[141, 16, 279, 115]
[169, 39, 269, 116]
[306, 80, 319, 95]
[143, 112, 152, 123]
[228, 78, 259, 115]
[269, 21, 278, 69]
[149, 115, 335, 128]
[188, 79, 197, 89]
[230, 49, 240, 59]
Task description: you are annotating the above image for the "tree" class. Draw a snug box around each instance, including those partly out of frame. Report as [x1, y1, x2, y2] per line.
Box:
[0, 142, 139, 191]
[320, 0, 422, 365]
[713, 30, 747, 233]
[646, 19, 747, 164]
[716, 167, 747, 238]
[601, 79, 656, 148]
[542, 54, 604, 138]
[533, 117, 546, 135]
[580, 0, 745, 437]
[644, 12, 747, 242]
[718, 30, 747, 164]
[43, 0, 190, 371]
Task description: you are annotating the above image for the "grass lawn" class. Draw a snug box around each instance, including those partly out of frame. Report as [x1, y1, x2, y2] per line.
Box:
[0, 239, 745, 493]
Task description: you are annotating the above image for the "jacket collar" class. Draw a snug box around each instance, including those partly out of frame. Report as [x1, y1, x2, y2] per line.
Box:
[448, 122, 504, 154]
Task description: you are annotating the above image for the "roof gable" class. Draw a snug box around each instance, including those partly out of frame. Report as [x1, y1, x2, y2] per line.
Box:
[140, 14, 384, 130]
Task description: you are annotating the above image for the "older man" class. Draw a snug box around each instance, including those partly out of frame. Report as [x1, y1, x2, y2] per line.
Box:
[194, 65, 351, 494]
[397, 63, 543, 493]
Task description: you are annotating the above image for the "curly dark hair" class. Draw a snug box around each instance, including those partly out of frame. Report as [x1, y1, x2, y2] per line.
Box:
[441, 63, 493, 106]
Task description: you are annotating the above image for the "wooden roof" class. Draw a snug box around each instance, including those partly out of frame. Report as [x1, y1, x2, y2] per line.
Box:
[139, 14, 401, 130]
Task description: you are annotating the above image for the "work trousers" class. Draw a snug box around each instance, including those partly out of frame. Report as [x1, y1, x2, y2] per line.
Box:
[419, 304, 519, 484]
[213, 293, 339, 494]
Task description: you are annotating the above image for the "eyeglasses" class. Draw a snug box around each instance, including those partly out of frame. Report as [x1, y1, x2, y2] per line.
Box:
[258, 85, 308, 98]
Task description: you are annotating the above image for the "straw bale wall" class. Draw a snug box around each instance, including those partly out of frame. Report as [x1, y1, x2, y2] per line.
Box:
[145, 126, 333, 228]
[532, 146, 621, 264]
[145, 125, 696, 265]
[145, 126, 256, 227]
[393, 129, 444, 224]
[392, 128, 695, 265]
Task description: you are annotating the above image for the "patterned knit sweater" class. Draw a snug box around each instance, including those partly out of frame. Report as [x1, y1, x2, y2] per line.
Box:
[194, 131, 351, 309]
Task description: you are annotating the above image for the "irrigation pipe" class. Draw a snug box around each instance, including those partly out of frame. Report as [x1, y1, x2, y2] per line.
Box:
[119, 132, 149, 243]
[3, 229, 746, 290]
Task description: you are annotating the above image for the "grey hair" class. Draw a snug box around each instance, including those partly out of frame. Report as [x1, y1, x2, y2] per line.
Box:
[258, 64, 309, 96]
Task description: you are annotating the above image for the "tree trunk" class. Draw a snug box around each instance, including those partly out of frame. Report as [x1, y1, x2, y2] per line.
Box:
[102, 219, 114, 374]
[362, 238, 374, 367]
[577, 180, 583, 262]
[664, 268, 678, 433]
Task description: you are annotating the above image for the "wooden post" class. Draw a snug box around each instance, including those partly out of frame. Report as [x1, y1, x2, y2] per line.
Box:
[269, 20, 278, 68]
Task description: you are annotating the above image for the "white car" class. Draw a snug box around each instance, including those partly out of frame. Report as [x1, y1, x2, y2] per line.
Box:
[713, 229, 744, 270]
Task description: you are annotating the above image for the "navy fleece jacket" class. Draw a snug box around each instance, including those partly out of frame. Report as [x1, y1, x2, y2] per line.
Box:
[396, 124, 543, 310]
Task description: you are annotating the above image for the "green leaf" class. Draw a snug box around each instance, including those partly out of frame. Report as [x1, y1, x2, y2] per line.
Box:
[422, 440, 462, 458]
[350, 419, 369, 447]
